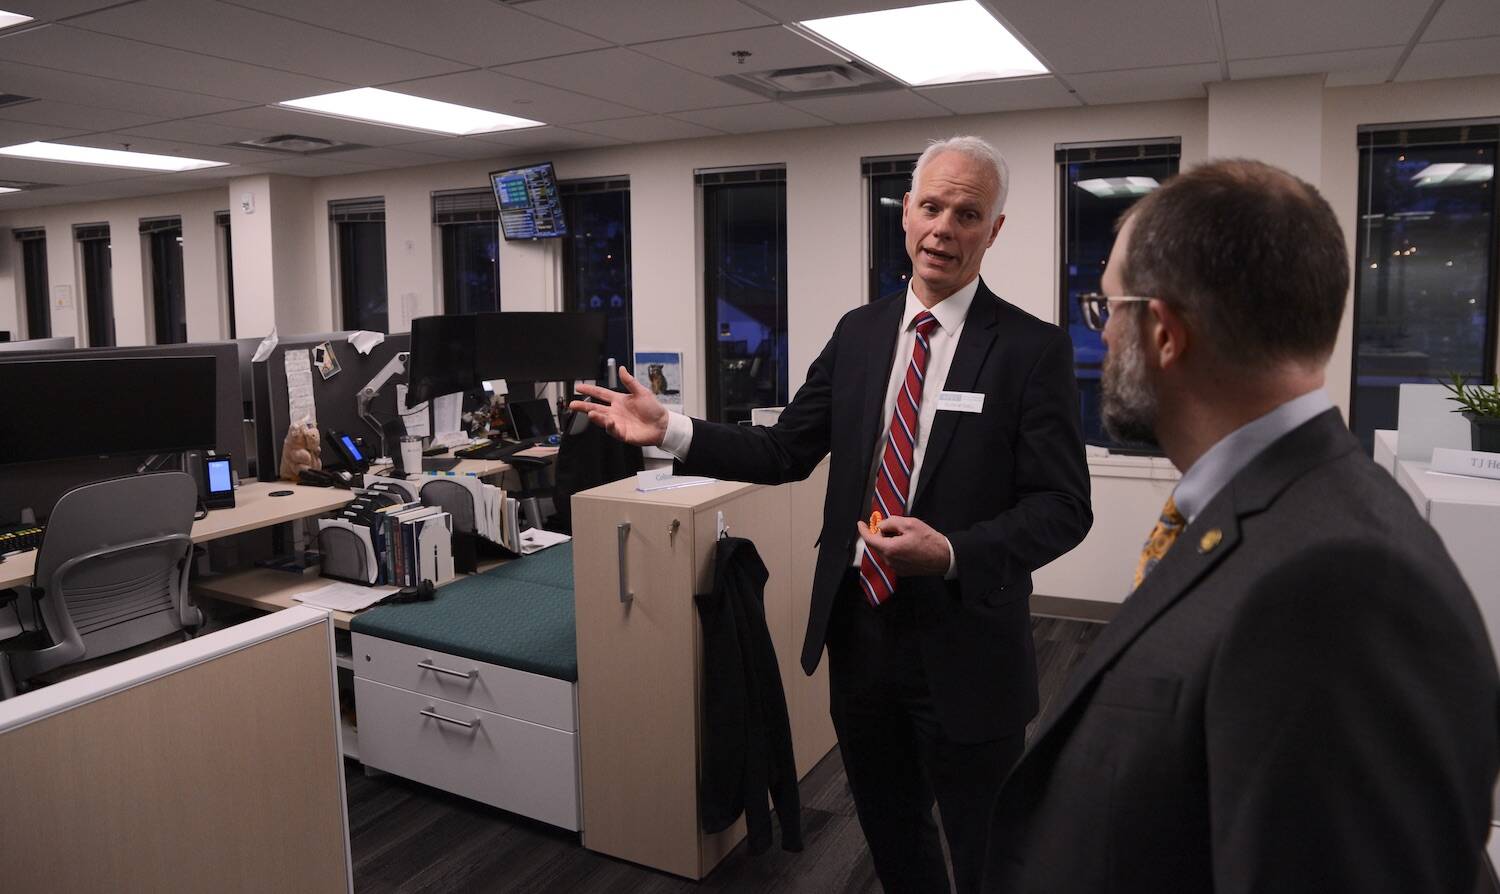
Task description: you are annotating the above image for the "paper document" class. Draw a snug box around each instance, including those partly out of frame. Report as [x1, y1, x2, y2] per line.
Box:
[396, 384, 431, 438]
[347, 330, 385, 355]
[285, 348, 317, 424]
[251, 328, 278, 363]
[432, 391, 462, 440]
[294, 581, 398, 612]
[636, 469, 717, 492]
[519, 529, 571, 554]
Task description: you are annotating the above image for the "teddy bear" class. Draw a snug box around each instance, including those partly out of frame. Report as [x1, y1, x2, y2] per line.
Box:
[279, 419, 323, 481]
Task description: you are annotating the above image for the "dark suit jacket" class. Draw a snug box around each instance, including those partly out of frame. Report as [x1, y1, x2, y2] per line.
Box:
[988, 410, 1500, 892]
[678, 280, 1093, 742]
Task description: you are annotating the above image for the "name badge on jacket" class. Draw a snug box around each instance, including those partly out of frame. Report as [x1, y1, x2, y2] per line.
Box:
[937, 391, 985, 414]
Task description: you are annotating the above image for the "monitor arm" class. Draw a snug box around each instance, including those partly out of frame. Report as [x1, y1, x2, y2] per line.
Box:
[357, 351, 409, 456]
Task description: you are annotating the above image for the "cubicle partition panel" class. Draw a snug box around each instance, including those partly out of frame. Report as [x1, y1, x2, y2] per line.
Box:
[252, 333, 411, 482]
[0, 335, 75, 353]
[0, 606, 352, 893]
[0, 341, 241, 522]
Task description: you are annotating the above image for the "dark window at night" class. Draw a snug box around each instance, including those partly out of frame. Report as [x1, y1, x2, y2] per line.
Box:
[76, 223, 114, 347]
[1057, 141, 1180, 453]
[433, 188, 500, 316]
[142, 217, 186, 344]
[699, 167, 788, 424]
[217, 210, 236, 339]
[562, 178, 631, 377]
[865, 156, 916, 302]
[331, 198, 388, 333]
[1352, 123, 1498, 454]
[16, 229, 48, 338]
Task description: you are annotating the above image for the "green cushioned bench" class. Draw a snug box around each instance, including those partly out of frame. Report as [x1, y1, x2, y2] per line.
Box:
[351, 543, 577, 682]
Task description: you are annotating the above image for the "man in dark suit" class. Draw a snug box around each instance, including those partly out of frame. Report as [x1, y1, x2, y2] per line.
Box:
[987, 159, 1500, 892]
[572, 136, 1092, 893]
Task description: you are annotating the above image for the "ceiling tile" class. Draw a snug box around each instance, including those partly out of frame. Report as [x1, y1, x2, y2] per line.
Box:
[671, 102, 833, 133]
[56, 132, 268, 165]
[0, 99, 161, 132]
[225, 0, 609, 66]
[385, 138, 512, 161]
[118, 118, 274, 146]
[498, 48, 764, 114]
[990, 0, 1218, 74]
[1068, 62, 1220, 104]
[785, 88, 951, 124]
[517, 0, 774, 43]
[193, 106, 439, 147]
[69, 0, 468, 86]
[0, 24, 346, 104]
[327, 146, 452, 169]
[569, 115, 725, 142]
[1397, 36, 1500, 82]
[917, 76, 1081, 114]
[0, 119, 85, 144]
[0, 155, 146, 184]
[0, 61, 249, 118]
[1423, 0, 1500, 42]
[1218, 0, 1429, 59]
[469, 126, 625, 152]
[633, 25, 847, 77]
[745, 0, 950, 20]
[246, 155, 382, 177]
[389, 69, 642, 125]
[1230, 46, 1402, 84]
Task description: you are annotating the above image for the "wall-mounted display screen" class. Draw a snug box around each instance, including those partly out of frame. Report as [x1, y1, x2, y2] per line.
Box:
[490, 162, 567, 240]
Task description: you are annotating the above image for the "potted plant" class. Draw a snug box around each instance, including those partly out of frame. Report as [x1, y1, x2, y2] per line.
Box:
[1440, 372, 1500, 453]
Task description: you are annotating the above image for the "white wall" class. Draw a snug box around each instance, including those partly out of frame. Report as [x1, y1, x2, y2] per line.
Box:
[5, 74, 1499, 604]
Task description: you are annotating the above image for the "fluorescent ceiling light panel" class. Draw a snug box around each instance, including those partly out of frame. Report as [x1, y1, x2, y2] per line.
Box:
[1076, 177, 1159, 199]
[0, 187, 18, 194]
[1411, 162, 1493, 187]
[799, 0, 1047, 87]
[278, 88, 543, 136]
[0, 142, 227, 171]
[0, 10, 33, 31]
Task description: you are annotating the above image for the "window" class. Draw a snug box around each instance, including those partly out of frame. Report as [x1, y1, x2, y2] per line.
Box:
[1352, 122, 1499, 454]
[15, 228, 48, 338]
[330, 197, 388, 332]
[142, 216, 186, 344]
[433, 188, 500, 315]
[865, 156, 916, 302]
[217, 210, 236, 339]
[562, 178, 632, 376]
[75, 223, 114, 347]
[1057, 140, 1181, 452]
[699, 167, 788, 424]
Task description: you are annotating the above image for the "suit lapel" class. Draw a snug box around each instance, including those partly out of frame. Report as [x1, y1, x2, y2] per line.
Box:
[856, 295, 906, 470]
[910, 285, 999, 508]
[1023, 410, 1359, 754]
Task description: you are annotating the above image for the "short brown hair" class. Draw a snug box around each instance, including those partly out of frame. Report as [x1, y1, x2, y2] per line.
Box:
[1120, 159, 1348, 367]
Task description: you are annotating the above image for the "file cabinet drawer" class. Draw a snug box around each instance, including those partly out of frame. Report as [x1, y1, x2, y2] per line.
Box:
[355, 677, 580, 831]
[352, 633, 575, 732]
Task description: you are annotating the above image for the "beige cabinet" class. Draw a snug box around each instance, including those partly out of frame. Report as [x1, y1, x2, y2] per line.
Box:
[571, 463, 836, 879]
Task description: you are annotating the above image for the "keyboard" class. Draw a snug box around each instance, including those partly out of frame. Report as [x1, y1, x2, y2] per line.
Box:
[0, 522, 44, 555]
[456, 438, 544, 461]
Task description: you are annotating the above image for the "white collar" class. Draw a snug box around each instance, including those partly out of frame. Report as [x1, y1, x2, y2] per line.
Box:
[903, 276, 980, 333]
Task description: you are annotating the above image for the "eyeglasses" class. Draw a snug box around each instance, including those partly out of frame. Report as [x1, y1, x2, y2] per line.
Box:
[1077, 293, 1154, 332]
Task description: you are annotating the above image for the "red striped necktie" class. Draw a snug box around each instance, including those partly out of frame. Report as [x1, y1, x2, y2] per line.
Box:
[859, 310, 940, 606]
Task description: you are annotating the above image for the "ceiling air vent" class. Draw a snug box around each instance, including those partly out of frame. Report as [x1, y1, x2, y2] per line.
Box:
[721, 61, 899, 100]
[229, 134, 361, 155]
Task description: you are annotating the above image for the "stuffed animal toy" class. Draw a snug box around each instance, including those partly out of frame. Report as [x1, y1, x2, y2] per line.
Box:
[280, 419, 323, 481]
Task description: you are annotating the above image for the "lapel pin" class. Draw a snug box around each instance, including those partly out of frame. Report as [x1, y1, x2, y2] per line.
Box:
[1198, 529, 1223, 554]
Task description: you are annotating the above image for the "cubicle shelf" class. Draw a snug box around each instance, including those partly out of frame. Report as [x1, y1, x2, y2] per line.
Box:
[339, 717, 360, 762]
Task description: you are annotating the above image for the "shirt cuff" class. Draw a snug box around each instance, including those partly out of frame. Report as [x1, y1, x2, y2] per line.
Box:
[660, 412, 694, 460]
[944, 537, 957, 580]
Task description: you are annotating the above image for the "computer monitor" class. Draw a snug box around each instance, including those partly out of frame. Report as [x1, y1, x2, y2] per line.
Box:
[0, 355, 217, 466]
[477, 311, 607, 383]
[408, 314, 480, 404]
[507, 398, 558, 442]
[490, 162, 567, 240]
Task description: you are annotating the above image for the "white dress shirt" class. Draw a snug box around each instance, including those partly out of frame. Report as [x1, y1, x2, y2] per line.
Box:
[661, 277, 981, 579]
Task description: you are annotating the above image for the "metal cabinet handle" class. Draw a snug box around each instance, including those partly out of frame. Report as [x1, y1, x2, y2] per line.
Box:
[417, 659, 477, 680]
[420, 707, 479, 729]
[617, 521, 633, 604]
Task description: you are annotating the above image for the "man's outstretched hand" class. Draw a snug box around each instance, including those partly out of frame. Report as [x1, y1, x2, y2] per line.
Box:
[568, 367, 669, 447]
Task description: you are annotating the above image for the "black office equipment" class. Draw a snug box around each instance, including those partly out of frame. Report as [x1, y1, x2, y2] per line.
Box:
[326, 429, 370, 472]
[0, 522, 44, 554]
[421, 457, 461, 472]
[490, 162, 567, 240]
[199, 453, 236, 510]
[507, 397, 559, 443]
[0, 355, 216, 466]
[478, 312, 607, 384]
[407, 315, 480, 404]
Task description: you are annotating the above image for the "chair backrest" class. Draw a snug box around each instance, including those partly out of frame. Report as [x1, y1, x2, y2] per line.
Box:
[551, 420, 644, 534]
[14, 472, 199, 683]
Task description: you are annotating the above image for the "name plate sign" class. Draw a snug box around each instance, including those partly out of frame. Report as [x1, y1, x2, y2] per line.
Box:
[1431, 447, 1500, 481]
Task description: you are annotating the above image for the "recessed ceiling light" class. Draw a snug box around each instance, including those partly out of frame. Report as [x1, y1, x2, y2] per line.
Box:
[0, 142, 228, 171]
[0, 186, 19, 194]
[798, 0, 1047, 87]
[1411, 162, 1493, 187]
[1076, 177, 1160, 199]
[0, 10, 33, 31]
[278, 88, 544, 136]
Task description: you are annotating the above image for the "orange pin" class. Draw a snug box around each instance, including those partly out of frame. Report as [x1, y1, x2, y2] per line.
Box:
[869, 510, 883, 533]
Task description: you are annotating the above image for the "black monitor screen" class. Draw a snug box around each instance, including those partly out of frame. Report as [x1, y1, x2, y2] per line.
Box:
[491, 163, 567, 240]
[0, 355, 217, 466]
[408, 314, 479, 404]
[507, 398, 558, 441]
[477, 312, 607, 383]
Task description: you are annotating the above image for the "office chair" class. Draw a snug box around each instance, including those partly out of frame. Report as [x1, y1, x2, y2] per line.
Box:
[0, 471, 201, 699]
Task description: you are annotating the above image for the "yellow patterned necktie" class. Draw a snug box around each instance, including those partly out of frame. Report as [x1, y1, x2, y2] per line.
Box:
[1133, 495, 1186, 590]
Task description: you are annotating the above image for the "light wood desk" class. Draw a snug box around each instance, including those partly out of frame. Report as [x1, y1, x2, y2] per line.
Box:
[0, 481, 354, 590]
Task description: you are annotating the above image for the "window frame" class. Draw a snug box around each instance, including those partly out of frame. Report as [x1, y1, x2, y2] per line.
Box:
[560, 177, 632, 380]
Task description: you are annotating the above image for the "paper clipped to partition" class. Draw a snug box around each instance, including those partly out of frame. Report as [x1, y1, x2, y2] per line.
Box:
[636, 469, 717, 492]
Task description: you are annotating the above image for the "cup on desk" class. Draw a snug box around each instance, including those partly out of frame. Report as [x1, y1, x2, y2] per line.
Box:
[398, 436, 422, 476]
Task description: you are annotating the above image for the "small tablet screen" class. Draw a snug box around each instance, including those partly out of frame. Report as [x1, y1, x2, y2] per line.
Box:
[207, 458, 233, 494]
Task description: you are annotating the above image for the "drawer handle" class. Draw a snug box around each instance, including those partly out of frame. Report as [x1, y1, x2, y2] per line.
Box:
[617, 521, 633, 604]
[420, 707, 479, 729]
[417, 659, 477, 680]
